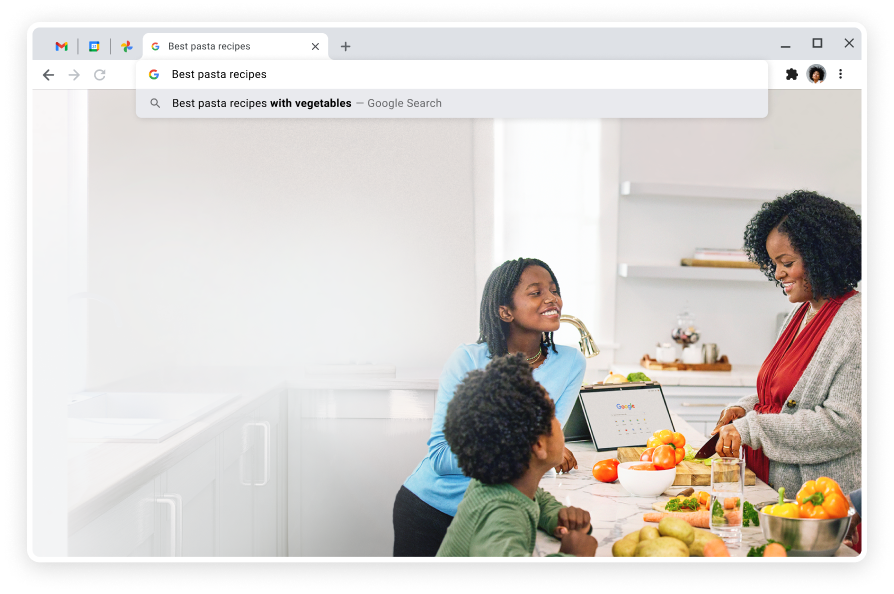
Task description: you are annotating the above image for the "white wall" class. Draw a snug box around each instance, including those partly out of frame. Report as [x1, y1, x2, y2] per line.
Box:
[613, 90, 861, 366]
[85, 91, 490, 387]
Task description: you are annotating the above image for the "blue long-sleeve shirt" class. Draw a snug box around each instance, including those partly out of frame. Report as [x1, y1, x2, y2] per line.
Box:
[403, 342, 587, 517]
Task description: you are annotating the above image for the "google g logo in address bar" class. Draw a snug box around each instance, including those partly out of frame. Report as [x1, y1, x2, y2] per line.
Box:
[148, 69, 159, 80]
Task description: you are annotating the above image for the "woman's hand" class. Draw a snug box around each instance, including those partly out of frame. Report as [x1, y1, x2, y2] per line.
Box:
[715, 423, 742, 457]
[710, 406, 746, 436]
[555, 447, 578, 474]
[554, 506, 591, 536]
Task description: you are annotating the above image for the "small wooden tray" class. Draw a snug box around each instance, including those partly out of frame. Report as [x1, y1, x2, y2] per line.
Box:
[640, 354, 732, 372]
[681, 259, 759, 269]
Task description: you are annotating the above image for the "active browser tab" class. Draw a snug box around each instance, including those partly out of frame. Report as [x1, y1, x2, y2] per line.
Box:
[141, 33, 329, 59]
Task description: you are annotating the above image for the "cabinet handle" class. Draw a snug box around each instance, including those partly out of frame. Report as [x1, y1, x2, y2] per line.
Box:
[680, 403, 727, 407]
[156, 493, 182, 557]
[239, 421, 271, 487]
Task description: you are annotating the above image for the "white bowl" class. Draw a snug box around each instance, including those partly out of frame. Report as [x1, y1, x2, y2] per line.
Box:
[617, 461, 677, 497]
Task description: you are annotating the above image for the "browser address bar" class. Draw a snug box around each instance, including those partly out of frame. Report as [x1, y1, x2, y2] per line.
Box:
[135, 60, 768, 90]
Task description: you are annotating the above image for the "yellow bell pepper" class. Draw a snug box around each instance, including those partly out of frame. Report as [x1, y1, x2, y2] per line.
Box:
[770, 503, 800, 518]
[765, 487, 800, 518]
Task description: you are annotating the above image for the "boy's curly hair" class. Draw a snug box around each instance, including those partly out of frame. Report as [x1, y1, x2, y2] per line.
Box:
[443, 353, 555, 484]
[743, 190, 861, 299]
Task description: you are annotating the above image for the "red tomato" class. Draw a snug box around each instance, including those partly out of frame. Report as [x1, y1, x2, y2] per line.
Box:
[652, 444, 677, 470]
[640, 447, 655, 462]
[674, 445, 685, 464]
[630, 463, 657, 471]
[671, 432, 686, 449]
[592, 460, 619, 482]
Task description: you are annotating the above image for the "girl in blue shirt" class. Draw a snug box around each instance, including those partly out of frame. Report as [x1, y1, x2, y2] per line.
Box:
[393, 258, 587, 556]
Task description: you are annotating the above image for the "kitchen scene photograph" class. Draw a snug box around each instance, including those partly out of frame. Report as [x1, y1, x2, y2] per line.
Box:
[34, 86, 862, 558]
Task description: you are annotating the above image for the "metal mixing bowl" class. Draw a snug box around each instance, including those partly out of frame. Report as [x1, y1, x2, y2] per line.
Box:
[757, 501, 856, 557]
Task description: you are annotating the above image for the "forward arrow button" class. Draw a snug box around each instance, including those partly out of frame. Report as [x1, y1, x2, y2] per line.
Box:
[69, 69, 80, 81]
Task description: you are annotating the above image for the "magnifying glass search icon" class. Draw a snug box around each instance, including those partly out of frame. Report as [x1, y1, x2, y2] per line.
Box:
[150, 98, 160, 108]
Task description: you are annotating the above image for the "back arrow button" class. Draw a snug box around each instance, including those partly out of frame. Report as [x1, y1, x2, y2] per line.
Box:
[43, 69, 53, 81]
[69, 70, 80, 81]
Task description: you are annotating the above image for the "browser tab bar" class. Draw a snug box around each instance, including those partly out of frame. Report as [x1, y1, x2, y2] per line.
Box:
[141, 33, 329, 59]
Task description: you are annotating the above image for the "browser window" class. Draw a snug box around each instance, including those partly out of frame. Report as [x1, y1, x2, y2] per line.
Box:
[28, 23, 866, 559]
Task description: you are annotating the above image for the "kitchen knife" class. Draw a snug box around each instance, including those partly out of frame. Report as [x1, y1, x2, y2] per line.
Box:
[694, 432, 720, 459]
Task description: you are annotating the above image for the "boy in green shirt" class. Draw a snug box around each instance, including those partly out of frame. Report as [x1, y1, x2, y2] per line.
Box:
[436, 354, 597, 557]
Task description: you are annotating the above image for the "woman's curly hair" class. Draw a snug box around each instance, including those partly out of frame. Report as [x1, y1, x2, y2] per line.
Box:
[743, 190, 861, 299]
[443, 354, 555, 485]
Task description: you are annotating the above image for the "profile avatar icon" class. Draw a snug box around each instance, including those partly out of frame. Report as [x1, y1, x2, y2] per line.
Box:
[808, 64, 826, 84]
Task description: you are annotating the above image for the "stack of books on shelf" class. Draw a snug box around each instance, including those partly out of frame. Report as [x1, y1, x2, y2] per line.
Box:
[681, 248, 759, 269]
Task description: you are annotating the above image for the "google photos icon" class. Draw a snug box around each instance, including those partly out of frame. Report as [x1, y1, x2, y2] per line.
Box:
[121, 40, 133, 52]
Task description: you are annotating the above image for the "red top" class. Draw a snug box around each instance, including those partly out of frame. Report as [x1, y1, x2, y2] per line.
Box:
[745, 290, 858, 484]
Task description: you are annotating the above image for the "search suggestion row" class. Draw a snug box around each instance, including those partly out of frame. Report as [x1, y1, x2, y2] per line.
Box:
[168, 97, 442, 110]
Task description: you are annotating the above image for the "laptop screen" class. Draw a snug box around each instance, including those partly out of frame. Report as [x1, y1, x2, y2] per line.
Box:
[577, 383, 675, 452]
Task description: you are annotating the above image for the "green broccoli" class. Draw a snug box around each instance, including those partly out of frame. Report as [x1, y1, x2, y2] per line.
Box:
[626, 372, 651, 383]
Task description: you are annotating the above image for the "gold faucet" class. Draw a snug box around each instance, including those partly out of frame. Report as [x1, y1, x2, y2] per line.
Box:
[559, 315, 600, 358]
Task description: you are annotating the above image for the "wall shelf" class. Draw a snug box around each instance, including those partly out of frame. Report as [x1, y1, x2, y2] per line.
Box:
[617, 263, 767, 282]
[620, 181, 787, 202]
[620, 181, 860, 207]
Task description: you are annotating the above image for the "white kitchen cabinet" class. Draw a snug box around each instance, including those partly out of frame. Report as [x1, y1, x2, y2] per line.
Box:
[68, 479, 158, 557]
[251, 394, 285, 556]
[290, 389, 434, 557]
[219, 390, 285, 556]
[69, 389, 286, 557]
[161, 438, 219, 556]
[662, 385, 756, 439]
[218, 406, 257, 556]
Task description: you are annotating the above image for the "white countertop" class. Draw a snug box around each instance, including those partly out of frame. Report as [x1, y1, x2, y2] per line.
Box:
[608, 363, 759, 387]
[533, 413, 857, 558]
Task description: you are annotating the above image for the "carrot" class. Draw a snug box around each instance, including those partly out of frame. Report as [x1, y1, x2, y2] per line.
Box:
[723, 510, 742, 525]
[643, 511, 711, 528]
[723, 497, 739, 510]
[703, 539, 730, 557]
[763, 543, 787, 557]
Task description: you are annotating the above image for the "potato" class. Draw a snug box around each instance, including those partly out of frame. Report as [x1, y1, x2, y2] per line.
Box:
[688, 528, 722, 557]
[658, 516, 695, 545]
[612, 533, 640, 557]
[634, 536, 690, 557]
[639, 526, 660, 541]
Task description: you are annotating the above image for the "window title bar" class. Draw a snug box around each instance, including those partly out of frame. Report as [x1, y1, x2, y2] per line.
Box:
[31, 25, 864, 61]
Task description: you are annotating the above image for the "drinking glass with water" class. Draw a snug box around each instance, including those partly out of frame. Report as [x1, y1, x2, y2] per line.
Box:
[709, 456, 746, 548]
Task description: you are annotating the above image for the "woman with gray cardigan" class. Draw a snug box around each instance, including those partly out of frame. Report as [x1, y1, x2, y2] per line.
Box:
[711, 191, 861, 495]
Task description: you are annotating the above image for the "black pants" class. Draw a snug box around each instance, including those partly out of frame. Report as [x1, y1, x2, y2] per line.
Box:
[392, 485, 453, 557]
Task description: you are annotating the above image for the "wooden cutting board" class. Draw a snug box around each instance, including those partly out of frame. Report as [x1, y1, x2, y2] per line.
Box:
[640, 354, 732, 372]
[618, 447, 756, 486]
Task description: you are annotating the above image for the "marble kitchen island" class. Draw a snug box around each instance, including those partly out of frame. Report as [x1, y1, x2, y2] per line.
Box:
[532, 415, 858, 558]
